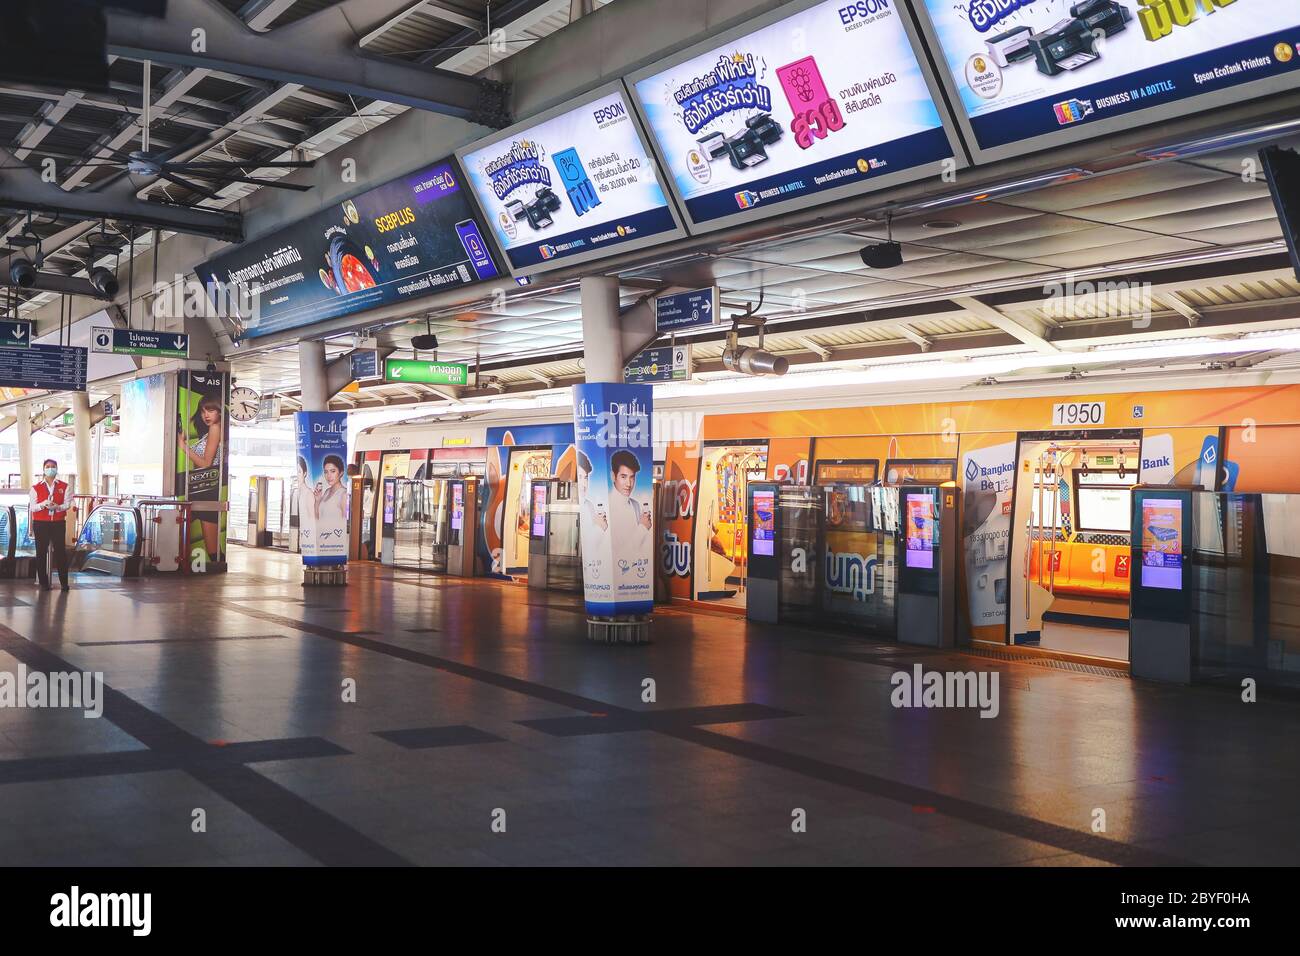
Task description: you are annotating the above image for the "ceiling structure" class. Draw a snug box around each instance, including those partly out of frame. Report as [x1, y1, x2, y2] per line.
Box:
[1, 0, 1298, 421]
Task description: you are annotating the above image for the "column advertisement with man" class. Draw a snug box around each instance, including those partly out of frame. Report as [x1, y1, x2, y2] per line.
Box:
[294, 411, 349, 566]
[572, 383, 654, 616]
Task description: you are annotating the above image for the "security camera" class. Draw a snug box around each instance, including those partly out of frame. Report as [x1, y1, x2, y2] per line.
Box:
[411, 333, 439, 351]
[723, 347, 788, 376]
[8, 258, 36, 288]
[88, 266, 119, 299]
[859, 241, 903, 269]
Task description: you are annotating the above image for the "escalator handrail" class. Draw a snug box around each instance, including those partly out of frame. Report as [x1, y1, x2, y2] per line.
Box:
[77, 503, 145, 558]
[1, 505, 14, 561]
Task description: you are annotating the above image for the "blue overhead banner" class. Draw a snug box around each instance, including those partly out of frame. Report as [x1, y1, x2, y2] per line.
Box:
[195, 157, 500, 341]
[572, 383, 655, 617]
[294, 411, 349, 567]
[915, 0, 1300, 160]
[629, 0, 960, 232]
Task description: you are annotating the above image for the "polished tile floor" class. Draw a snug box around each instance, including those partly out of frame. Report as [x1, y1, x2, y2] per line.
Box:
[0, 545, 1296, 867]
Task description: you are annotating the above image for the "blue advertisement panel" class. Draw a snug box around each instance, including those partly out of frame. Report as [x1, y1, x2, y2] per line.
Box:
[458, 82, 684, 276]
[572, 384, 655, 616]
[195, 158, 499, 341]
[629, 0, 959, 232]
[915, 0, 1300, 160]
[294, 411, 349, 567]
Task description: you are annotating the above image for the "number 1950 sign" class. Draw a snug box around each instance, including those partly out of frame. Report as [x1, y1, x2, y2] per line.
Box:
[1052, 401, 1105, 427]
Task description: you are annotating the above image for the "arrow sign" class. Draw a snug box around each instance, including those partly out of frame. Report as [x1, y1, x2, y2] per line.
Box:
[0, 319, 32, 349]
[91, 327, 188, 358]
[655, 288, 719, 333]
[383, 358, 468, 386]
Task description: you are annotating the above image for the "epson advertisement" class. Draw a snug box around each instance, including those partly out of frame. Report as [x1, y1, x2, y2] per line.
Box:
[458, 83, 684, 275]
[195, 158, 500, 340]
[915, 0, 1300, 159]
[629, 0, 960, 231]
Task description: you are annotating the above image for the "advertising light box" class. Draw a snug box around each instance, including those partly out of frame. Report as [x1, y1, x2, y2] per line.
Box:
[195, 158, 500, 341]
[457, 81, 685, 276]
[628, 0, 963, 232]
[913, 0, 1300, 163]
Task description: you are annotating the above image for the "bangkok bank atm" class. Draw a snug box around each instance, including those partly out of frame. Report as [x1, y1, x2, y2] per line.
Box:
[897, 484, 959, 647]
[446, 477, 478, 577]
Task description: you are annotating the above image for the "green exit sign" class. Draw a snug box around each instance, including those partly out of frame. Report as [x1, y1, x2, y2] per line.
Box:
[384, 358, 469, 387]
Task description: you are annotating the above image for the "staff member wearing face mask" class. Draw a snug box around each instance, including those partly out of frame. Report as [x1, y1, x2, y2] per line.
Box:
[30, 458, 72, 591]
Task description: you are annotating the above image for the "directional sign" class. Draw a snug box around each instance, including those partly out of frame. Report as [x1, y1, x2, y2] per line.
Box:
[654, 288, 718, 334]
[350, 349, 381, 383]
[384, 358, 469, 387]
[0, 319, 32, 349]
[91, 327, 188, 358]
[624, 344, 692, 385]
[0, 344, 88, 392]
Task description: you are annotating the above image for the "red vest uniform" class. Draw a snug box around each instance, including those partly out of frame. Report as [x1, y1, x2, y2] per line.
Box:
[32, 480, 69, 522]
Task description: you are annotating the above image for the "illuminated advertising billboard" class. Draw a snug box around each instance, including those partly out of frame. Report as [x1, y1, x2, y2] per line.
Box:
[628, 0, 963, 232]
[457, 81, 685, 276]
[913, 0, 1300, 162]
[195, 158, 500, 341]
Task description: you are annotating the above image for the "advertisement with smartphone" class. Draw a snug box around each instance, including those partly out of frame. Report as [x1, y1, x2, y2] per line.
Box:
[629, 0, 957, 231]
[459, 83, 682, 274]
[915, 0, 1300, 158]
[572, 383, 654, 615]
[196, 158, 499, 341]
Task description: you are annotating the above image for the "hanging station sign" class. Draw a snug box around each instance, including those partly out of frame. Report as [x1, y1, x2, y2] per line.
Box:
[457, 80, 686, 276]
[628, 0, 963, 232]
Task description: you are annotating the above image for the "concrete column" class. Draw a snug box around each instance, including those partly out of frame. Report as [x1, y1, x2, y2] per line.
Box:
[299, 340, 330, 412]
[16, 402, 33, 488]
[72, 393, 93, 496]
[580, 276, 624, 383]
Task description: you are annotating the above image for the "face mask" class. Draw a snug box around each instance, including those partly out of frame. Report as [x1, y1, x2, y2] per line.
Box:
[44, 468, 57, 478]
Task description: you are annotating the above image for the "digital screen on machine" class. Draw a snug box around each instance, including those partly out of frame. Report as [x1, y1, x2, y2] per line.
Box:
[451, 484, 464, 531]
[531, 483, 547, 538]
[383, 480, 395, 524]
[905, 492, 936, 570]
[1140, 497, 1183, 590]
[751, 490, 775, 557]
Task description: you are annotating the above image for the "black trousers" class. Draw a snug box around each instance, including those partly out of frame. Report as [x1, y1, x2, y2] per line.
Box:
[33, 521, 68, 588]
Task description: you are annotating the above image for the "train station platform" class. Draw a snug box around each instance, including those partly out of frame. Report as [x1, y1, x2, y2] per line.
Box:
[1, 547, 1297, 867]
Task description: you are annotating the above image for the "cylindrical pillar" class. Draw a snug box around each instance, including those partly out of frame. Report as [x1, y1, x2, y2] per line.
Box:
[72, 393, 93, 496]
[299, 340, 330, 411]
[580, 276, 624, 383]
[16, 402, 32, 488]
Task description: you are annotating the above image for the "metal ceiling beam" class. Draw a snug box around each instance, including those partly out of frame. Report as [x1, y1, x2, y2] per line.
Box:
[894, 324, 933, 352]
[952, 296, 1057, 354]
[0, 146, 241, 241]
[106, 0, 510, 125]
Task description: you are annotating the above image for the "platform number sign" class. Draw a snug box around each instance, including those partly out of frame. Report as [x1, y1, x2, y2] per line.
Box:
[1052, 401, 1105, 427]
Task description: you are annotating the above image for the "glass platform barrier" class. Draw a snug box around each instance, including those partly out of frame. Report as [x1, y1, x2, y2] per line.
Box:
[391, 478, 452, 573]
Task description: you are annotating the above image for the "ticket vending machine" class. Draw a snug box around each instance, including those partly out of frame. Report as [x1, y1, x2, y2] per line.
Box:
[744, 482, 781, 624]
[897, 484, 959, 647]
[446, 477, 478, 577]
[1129, 487, 1193, 683]
[379, 476, 397, 565]
[527, 479, 550, 588]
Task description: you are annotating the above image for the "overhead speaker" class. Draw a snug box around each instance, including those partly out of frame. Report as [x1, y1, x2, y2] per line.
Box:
[723, 347, 788, 376]
[1260, 146, 1300, 281]
[8, 258, 36, 288]
[411, 333, 440, 351]
[859, 241, 903, 269]
[89, 266, 119, 299]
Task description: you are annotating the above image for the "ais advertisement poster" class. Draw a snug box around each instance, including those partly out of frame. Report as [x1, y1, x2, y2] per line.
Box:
[572, 383, 654, 616]
[175, 370, 230, 566]
[916, 0, 1300, 156]
[295, 411, 349, 567]
[195, 158, 499, 340]
[630, 0, 956, 229]
[459, 85, 681, 274]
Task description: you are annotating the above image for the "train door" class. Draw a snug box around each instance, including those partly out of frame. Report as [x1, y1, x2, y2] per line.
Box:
[1008, 431, 1140, 661]
[692, 442, 768, 606]
[501, 447, 552, 576]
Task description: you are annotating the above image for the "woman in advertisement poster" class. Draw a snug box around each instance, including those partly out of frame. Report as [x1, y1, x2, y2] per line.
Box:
[296, 454, 317, 545]
[179, 397, 224, 560]
[314, 453, 349, 534]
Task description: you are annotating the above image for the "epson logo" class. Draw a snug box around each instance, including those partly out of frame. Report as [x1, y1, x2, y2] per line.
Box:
[593, 102, 626, 124]
[838, 0, 890, 24]
[1142, 456, 1171, 470]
